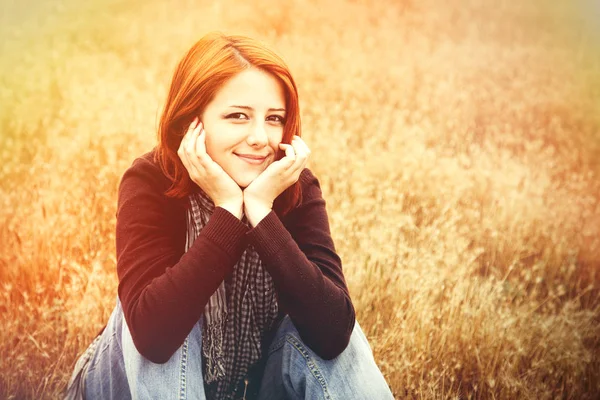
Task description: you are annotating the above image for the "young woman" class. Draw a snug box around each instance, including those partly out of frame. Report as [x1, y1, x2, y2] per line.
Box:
[66, 32, 394, 400]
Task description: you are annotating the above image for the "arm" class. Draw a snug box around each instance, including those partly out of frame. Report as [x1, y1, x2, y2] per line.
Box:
[116, 155, 249, 363]
[246, 169, 355, 360]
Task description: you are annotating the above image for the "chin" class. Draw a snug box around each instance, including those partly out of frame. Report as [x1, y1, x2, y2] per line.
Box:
[234, 174, 259, 189]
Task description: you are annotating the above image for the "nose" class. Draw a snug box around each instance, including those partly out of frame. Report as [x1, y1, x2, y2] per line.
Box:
[246, 122, 269, 148]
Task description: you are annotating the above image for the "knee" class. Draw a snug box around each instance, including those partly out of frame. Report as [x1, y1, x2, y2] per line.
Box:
[272, 318, 394, 399]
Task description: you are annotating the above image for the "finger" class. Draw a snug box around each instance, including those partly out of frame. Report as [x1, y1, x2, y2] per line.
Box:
[180, 121, 193, 153]
[185, 123, 201, 157]
[178, 126, 192, 159]
[277, 144, 296, 168]
[282, 143, 296, 160]
[292, 135, 311, 156]
[291, 136, 308, 159]
[195, 128, 208, 157]
[185, 118, 198, 140]
[178, 136, 194, 174]
[290, 137, 309, 172]
[179, 120, 195, 153]
[194, 129, 218, 171]
[186, 118, 200, 142]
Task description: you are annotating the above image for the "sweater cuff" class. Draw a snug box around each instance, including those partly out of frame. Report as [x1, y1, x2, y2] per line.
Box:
[201, 207, 249, 256]
[246, 211, 293, 260]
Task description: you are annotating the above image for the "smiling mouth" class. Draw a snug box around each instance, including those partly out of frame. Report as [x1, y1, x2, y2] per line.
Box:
[235, 153, 268, 165]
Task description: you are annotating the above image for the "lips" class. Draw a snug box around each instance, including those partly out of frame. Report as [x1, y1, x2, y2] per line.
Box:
[235, 153, 268, 165]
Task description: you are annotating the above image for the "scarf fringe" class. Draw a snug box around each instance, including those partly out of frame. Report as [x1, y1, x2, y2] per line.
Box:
[202, 313, 228, 383]
[187, 191, 278, 399]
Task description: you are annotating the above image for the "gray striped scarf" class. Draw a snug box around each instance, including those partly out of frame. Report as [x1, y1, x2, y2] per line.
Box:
[186, 190, 279, 400]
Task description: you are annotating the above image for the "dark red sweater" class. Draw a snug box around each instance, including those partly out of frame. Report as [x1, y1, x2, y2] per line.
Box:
[115, 150, 355, 364]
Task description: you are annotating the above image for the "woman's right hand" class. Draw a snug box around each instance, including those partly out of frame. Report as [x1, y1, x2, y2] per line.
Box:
[178, 117, 243, 219]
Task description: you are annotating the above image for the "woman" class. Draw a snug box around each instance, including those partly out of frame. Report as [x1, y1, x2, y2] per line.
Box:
[66, 32, 394, 400]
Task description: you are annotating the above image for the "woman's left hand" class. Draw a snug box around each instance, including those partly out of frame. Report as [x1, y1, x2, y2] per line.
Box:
[243, 135, 310, 225]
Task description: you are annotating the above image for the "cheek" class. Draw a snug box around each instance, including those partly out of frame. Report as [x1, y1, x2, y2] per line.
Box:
[202, 121, 232, 159]
[268, 131, 284, 159]
[203, 131, 220, 160]
[269, 128, 284, 145]
[268, 138, 281, 155]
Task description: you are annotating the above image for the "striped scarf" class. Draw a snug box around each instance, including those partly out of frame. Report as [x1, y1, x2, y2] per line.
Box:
[186, 190, 279, 400]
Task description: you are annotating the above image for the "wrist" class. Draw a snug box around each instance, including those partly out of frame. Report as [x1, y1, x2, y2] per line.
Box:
[216, 199, 243, 220]
[243, 191, 273, 209]
[244, 199, 272, 227]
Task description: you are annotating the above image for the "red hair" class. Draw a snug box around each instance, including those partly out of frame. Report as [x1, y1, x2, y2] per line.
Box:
[155, 32, 302, 216]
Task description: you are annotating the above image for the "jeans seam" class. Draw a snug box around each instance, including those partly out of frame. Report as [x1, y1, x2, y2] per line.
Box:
[268, 335, 287, 356]
[86, 328, 117, 373]
[286, 335, 331, 400]
[179, 337, 189, 400]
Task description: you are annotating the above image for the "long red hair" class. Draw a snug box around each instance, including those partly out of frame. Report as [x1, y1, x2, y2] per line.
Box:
[155, 32, 302, 216]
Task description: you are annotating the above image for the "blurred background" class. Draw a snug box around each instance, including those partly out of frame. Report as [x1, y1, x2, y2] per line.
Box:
[1, 0, 599, 398]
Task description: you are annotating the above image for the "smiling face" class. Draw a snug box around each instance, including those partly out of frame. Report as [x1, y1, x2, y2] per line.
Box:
[200, 68, 286, 188]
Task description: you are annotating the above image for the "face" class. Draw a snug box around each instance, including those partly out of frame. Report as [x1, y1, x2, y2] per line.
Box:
[200, 68, 286, 188]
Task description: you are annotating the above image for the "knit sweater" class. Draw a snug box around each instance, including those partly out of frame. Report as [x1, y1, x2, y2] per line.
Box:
[115, 150, 355, 366]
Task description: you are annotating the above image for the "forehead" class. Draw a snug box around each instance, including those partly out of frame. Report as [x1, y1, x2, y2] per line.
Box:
[211, 68, 285, 109]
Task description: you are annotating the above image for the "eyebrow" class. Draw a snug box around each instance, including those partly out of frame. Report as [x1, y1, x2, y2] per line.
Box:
[228, 105, 286, 113]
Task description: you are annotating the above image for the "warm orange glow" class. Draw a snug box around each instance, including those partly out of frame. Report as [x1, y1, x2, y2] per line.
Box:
[0, 0, 599, 398]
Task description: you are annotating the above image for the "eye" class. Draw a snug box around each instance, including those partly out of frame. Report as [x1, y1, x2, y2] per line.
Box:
[225, 112, 249, 120]
[267, 115, 286, 125]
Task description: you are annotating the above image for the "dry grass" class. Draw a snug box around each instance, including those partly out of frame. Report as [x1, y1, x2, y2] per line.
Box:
[1, 0, 599, 398]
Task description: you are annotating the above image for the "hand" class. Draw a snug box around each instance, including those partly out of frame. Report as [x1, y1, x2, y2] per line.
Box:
[243, 135, 311, 226]
[177, 117, 243, 219]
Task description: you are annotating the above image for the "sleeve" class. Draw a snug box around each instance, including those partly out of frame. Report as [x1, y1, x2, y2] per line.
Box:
[116, 156, 249, 363]
[246, 168, 355, 360]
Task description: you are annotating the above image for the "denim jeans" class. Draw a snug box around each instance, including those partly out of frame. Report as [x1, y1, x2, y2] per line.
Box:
[84, 300, 394, 399]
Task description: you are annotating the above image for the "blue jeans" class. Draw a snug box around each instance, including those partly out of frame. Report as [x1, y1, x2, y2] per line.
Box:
[84, 301, 394, 399]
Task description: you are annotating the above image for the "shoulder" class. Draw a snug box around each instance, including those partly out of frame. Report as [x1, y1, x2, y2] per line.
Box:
[117, 149, 186, 213]
[119, 149, 174, 193]
[123, 149, 168, 186]
[297, 168, 326, 206]
[282, 168, 329, 225]
[280, 168, 337, 249]
[299, 167, 319, 187]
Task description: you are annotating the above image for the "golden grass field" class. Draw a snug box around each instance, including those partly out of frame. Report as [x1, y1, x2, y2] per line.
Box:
[1, 0, 599, 398]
